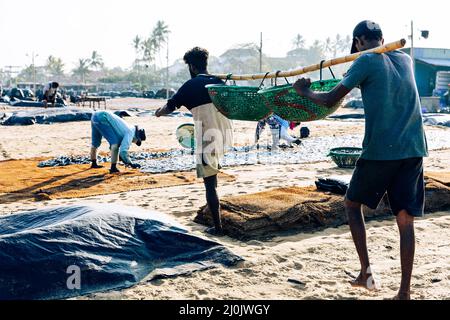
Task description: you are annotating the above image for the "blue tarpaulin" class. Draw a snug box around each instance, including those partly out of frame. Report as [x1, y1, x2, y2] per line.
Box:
[0, 204, 242, 300]
[1, 108, 93, 126]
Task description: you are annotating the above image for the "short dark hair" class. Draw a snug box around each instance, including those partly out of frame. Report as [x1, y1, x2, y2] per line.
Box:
[51, 82, 59, 88]
[183, 47, 209, 71]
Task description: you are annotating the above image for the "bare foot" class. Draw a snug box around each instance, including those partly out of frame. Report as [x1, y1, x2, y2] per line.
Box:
[349, 267, 377, 291]
[205, 227, 225, 237]
[109, 167, 120, 174]
[392, 292, 411, 300]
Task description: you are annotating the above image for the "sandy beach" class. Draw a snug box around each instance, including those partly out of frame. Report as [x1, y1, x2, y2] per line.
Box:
[0, 98, 449, 300]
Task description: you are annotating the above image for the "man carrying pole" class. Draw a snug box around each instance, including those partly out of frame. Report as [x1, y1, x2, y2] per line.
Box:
[155, 47, 233, 236]
[293, 21, 428, 300]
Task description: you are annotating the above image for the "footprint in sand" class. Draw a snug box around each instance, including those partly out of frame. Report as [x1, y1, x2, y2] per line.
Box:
[292, 262, 304, 270]
[237, 268, 255, 276]
[197, 289, 208, 296]
[274, 255, 288, 263]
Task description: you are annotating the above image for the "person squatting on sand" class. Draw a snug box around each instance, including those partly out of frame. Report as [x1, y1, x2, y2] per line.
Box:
[156, 47, 233, 236]
[255, 114, 302, 150]
[40, 81, 64, 107]
[90, 110, 147, 174]
[293, 20, 428, 300]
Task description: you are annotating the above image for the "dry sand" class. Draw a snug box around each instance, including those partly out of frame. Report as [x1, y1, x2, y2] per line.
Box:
[0, 98, 448, 300]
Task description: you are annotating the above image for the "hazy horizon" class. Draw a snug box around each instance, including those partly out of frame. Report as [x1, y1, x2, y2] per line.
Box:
[0, 0, 448, 71]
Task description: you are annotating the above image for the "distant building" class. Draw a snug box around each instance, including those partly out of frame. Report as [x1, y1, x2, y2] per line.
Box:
[402, 47, 450, 97]
[16, 82, 45, 91]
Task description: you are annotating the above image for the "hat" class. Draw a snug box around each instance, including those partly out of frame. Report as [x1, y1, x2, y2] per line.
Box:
[135, 126, 146, 147]
[351, 20, 383, 54]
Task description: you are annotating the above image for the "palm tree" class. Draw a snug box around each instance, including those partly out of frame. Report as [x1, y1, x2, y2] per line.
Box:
[72, 58, 91, 84]
[152, 20, 170, 49]
[132, 35, 142, 66]
[132, 35, 142, 53]
[333, 34, 345, 57]
[340, 35, 352, 53]
[90, 51, 104, 70]
[323, 37, 333, 58]
[141, 37, 156, 64]
[18, 64, 35, 82]
[45, 56, 65, 78]
[305, 40, 324, 65]
[151, 20, 170, 68]
[292, 34, 306, 49]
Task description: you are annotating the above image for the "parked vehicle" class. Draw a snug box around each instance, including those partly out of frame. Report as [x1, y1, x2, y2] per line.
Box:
[155, 88, 176, 99]
[143, 90, 155, 99]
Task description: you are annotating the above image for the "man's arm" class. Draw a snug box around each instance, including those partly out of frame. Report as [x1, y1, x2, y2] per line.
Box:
[155, 104, 175, 117]
[118, 129, 141, 169]
[294, 55, 371, 108]
[118, 131, 134, 165]
[156, 82, 189, 117]
[293, 79, 351, 108]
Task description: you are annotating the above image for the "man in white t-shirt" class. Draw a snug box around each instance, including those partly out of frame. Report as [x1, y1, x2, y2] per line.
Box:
[41, 82, 59, 106]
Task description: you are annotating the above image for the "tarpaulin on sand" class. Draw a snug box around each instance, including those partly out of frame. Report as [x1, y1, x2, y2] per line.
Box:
[9, 100, 46, 107]
[1, 108, 93, 125]
[8, 100, 67, 108]
[423, 114, 450, 127]
[196, 173, 450, 239]
[0, 204, 242, 300]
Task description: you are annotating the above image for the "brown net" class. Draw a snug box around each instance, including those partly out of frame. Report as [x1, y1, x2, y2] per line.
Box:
[195, 173, 450, 239]
[0, 159, 235, 204]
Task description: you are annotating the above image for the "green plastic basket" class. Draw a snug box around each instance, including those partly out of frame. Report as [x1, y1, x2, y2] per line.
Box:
[328, 147, 362, 168]
[258, 79, 343, 122]
[207, 84, 272, 121]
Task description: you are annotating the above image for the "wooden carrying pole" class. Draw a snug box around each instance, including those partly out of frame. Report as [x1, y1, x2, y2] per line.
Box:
[214, 39, 406, 81]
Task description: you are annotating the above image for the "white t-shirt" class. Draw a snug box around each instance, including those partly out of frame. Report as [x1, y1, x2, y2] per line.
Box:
[43, 83, 57, 97]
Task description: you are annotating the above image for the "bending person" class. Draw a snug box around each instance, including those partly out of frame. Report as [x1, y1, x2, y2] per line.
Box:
[156, 47, 233, 236]
[90, 111, 146, 174]
[256, 115, 301, 150]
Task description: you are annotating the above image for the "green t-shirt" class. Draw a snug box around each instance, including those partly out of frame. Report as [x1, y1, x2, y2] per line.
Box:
[341, 50, 428, 160]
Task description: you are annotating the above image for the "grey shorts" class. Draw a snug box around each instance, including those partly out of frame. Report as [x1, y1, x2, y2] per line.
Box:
[346, 157, 425, 217]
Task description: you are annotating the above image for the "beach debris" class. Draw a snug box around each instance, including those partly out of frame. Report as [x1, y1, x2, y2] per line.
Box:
[344, 270, 356, 279]
[33, 189, 52, 201]
[315, 177, 350, 195]
[430, 278, 442, 283]
[287, 278, 306, 286]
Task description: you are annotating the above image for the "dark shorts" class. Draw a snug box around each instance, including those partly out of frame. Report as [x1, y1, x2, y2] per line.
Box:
[346, 157, 425, 217]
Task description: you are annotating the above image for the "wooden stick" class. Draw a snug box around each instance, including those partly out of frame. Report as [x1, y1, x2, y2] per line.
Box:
[213, 39, 406, 81]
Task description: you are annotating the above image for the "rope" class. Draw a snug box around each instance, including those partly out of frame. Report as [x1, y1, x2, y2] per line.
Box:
[224, 73, 233, 85]
[258, 72, 271, 89]
[275, 71, 281, 86]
